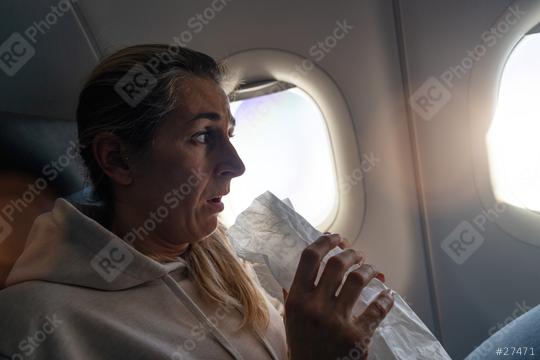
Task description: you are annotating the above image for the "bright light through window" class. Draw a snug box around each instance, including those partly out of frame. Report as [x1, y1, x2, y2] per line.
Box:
[220, 86, 337, 227]
[488, 32, 540, 210]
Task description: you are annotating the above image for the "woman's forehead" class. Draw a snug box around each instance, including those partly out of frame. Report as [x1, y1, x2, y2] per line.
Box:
[161, 78, 234, 133]
[174, 77, 230, 119]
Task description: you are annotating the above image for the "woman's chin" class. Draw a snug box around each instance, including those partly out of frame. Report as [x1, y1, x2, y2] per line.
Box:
[199, 217, 219, 239]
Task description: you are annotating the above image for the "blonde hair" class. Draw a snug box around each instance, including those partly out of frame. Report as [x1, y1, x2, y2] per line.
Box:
[189, 225, 269, 329]
[76, 44, 269, 330]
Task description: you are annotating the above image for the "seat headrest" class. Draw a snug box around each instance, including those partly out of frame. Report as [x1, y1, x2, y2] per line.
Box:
[0, 111, 84, 195]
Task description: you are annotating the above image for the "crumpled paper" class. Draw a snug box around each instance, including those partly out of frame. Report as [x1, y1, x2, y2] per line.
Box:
[227, 191, 451, 360]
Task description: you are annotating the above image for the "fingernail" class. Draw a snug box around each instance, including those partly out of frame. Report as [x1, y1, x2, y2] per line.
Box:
[376, 272, 386, 283]
[379, 290, 394, 311]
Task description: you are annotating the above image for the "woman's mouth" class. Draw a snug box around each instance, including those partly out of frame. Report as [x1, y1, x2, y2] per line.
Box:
[206, 196, 224, 212]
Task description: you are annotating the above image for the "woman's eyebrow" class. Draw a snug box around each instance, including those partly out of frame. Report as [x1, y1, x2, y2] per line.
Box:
[190, 112, 221, 122]
[189, 112, 236, 127]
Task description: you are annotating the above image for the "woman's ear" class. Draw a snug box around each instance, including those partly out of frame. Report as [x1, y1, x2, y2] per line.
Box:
[92, 132, 133, 186]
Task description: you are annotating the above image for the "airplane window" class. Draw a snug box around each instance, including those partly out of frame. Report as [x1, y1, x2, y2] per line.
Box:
[487, 31, 540, 211]
[220, 84, 337, 227]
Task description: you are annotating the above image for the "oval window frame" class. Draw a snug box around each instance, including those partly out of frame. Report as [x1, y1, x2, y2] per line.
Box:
[221, 48, 365, 241]
[470, 0, 540, 247]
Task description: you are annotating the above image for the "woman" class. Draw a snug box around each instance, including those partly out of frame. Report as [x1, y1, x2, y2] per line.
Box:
[0, 45, 394, 360]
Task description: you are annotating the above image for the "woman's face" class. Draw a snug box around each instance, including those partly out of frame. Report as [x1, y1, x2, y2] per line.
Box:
[128, 76, 245, 246]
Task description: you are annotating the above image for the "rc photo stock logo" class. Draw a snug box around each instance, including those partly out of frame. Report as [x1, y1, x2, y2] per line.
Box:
[0, 33, 35, 77]
[441, 203, 506, 265]
[0, 0, 79, 76]
[409, 77, 452, 121]
[91, 238, 135, 283]
[441, 221, 484, 265]
[114, 64, 158, 107]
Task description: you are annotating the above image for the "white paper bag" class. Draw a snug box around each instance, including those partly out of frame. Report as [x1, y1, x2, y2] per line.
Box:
[227, 191, 451, 360]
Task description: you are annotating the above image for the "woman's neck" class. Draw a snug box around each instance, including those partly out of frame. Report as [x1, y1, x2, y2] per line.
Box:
[109, 200, 190, 262]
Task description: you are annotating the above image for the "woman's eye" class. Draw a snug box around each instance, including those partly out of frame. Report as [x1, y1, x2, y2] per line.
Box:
[193, 132, 210, 144]
[192, 129, 234, 144]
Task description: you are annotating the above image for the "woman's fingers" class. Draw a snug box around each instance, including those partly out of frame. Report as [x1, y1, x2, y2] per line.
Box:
[339, 238, 352, 249]
[324, 231, 351, 249]
[336, 264, 383, 315]
[316, 249, 363, 299]
[290, 234, 341, 292]
[354, 289, 394, 340]
[285, 231, 393, 360]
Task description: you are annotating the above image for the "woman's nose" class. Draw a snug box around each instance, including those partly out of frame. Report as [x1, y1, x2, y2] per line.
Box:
[216, 140, 246, 178]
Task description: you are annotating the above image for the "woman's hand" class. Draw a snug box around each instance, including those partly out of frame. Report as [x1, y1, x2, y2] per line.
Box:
[284, 233, 394, 360]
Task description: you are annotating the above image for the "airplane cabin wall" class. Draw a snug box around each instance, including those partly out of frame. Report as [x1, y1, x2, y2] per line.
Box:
[0, 0, 99, 119]
[399, 0, 540, 358]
